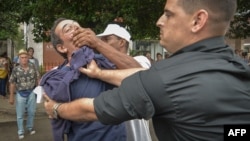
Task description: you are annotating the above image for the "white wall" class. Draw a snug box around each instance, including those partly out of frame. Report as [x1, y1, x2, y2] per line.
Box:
[24, 22, 43, 67]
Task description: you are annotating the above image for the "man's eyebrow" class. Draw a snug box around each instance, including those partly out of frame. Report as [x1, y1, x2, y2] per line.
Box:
[164, 9, 174, 15]
[62, 23, 69, 31]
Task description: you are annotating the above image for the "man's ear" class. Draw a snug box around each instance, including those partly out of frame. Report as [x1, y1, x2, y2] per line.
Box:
[120, 39, 127, 47]
[191, 9, 208, 33]
[56, 44, 67, 53]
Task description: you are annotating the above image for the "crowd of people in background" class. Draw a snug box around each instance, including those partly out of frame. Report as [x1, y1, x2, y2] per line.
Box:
[144, 51, 170, 64]
[0, 47, 40, 99]
[144, 48, 250, 65]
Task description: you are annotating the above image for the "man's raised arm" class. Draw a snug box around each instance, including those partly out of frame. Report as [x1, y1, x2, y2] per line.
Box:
[73, 27, 141, 69]
[79, 60, 146, 86]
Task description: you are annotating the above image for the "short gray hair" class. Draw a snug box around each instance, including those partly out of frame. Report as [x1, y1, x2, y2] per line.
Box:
[50, 18, 67, 59]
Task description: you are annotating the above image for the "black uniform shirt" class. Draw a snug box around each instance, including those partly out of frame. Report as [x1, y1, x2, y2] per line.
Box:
[94, 36, 250, 141]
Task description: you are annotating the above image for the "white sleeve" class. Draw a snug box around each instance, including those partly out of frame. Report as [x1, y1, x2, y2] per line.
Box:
[133, 55, 151, 68]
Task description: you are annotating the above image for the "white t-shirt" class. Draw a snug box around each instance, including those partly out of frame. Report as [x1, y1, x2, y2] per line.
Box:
[125, 55, 152, 141]
[133, 55, 151, 69]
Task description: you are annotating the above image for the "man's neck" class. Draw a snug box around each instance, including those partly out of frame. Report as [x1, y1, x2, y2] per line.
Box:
[20, 64, 29, 70]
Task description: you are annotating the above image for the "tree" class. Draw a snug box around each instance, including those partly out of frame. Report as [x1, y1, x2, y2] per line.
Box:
[227, 0, 250, 39]
[0, 0, 249, 43]
[0, 0, 20, 39]
[1, 0, 165, 42]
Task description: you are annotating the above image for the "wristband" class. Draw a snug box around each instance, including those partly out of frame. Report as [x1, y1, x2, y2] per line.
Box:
[53, 103, 62, 119]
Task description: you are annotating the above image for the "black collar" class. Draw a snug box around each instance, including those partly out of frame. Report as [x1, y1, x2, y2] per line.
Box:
[172, 36, 229, 57]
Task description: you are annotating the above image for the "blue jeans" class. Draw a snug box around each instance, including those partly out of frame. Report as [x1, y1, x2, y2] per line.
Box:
[16, 91, 37, 135]
[0, 78, 6, 96]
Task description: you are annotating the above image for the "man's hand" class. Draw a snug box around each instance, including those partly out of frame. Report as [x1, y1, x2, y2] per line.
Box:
[44, 93, 97, 121]
[9, 95, 14, 105]
[43, 94, 56, 119]
[79, 60, 101, 79]
[73, 27, 100, 48]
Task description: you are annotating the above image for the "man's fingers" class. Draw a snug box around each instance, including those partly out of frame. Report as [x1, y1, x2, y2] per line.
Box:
[79, 67, 87, 73]
[89, 60, 97, 66]
[73, 27, 96, 48]
[74, 36, 88, 48]
[73, 27, 87, 40]
[73, 29, 83, 45]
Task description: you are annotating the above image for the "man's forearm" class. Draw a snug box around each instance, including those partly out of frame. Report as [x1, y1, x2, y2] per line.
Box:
[98, 68, 146, 86]
[9, 83, 16, 104]
[95, 41, 141, 69]
[9, 83, 15, 96]
[57, 98, 98, 122]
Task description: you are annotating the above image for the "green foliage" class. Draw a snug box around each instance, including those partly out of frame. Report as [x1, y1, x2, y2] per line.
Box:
[1, 0, 165, 42]
[0, 12, 19, 39]
[39, 65, 46, 76]
[13, 30, 26, 51]
[0, 0, 22, 39]
[0, 0, 249, 42]
[227, 0, 250, 39]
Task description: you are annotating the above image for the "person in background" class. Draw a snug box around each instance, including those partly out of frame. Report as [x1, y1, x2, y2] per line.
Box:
[249, 56, 250, 65]
[2, 52, 13, 96]
[234, 49, 242, 57]
[0, 52, 9, 99]
[164, 52, 170, 59]
[241, 51, 249, 64]
[155, 52, 163, 62]
[9, 49, 40, 140]
[44, 0, 250, 141]
[235, 49, 249, 65]
[145, 51, 155, 64]
[27, 47, 39, 71]
[13, 53, 20, 67]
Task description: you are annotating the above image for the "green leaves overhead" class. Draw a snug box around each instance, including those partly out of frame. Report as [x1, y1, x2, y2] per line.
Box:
[0, 0, 165, 42]
[227, 0, 250, 39]
[0, 0, 249, 42]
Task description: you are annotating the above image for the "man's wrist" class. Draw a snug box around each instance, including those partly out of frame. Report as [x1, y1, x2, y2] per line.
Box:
[53, 103, 62, 119]
[96, 69, 102, 79]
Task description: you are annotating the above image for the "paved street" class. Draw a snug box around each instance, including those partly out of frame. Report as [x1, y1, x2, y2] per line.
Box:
[0, 118, 53, 141]
[0, 97, 158, 141]
[0, 97, 54, 141]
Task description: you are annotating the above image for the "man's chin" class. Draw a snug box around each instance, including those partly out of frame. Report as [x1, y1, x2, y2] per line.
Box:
[159, 41, 168, 51]
[159, 40, 164, 47]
